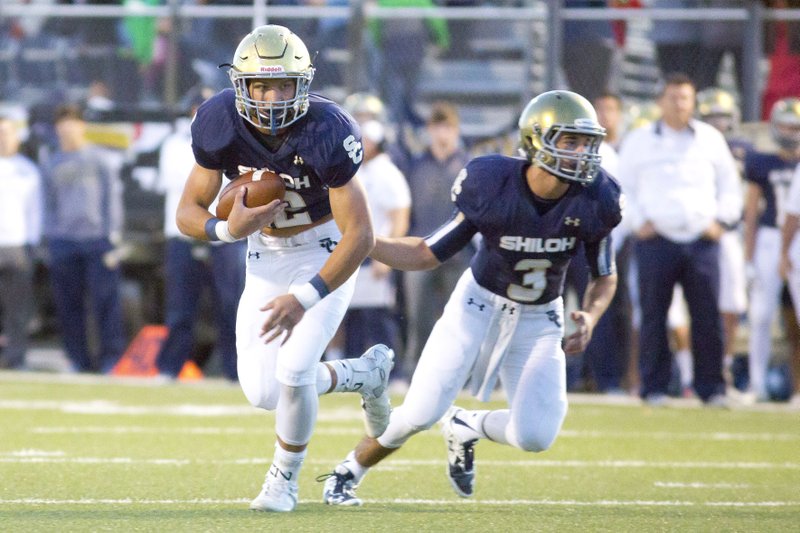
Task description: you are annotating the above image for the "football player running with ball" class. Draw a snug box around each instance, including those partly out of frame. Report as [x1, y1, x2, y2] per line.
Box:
[176, 25, 393, 512]
[320, 90, 623, 505]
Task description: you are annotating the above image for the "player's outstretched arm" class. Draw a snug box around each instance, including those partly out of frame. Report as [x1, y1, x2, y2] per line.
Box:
[370, 235, 441, 271]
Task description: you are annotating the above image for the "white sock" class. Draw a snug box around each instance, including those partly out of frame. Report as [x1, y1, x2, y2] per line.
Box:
[484, 411, 511, 444]
[339, 450, 369, 485]
[452, 409, 491, 441]
[327, 357, 378, 394]
[325, 360, 354, 392]
[675, 349, 693, 388]
[271, 444, 306, 483]
[316, 363, 333, 395]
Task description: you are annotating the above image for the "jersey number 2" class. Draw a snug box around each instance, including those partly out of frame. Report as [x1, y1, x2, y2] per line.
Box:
[272, 191, 312, 228]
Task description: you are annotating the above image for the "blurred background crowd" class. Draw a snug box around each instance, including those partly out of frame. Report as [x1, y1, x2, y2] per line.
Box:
[1, 0, 799, 405]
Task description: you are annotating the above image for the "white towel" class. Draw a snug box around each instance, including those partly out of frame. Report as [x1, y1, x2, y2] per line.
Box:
[470, 299, 521, 401]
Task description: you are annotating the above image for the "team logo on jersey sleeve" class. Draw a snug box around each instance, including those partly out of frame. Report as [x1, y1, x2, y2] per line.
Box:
[451, 168, 468, 201]
[343, 135, 363, 164]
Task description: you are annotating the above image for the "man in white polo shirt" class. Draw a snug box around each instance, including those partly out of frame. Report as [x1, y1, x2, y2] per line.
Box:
[0, 114, 42, 370]
[617, 73, 742, 406]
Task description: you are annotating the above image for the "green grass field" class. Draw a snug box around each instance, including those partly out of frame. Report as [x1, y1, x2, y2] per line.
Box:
[1, 372, 798, 532]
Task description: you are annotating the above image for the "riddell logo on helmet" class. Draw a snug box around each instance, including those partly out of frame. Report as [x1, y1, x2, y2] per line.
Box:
[259, 66, 285, 73]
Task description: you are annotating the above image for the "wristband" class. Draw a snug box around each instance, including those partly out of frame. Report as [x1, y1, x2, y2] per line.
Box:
[205, 217, 221, 241]
[204, 217, 239, 243]
[290, 274, 330, 309]
[215, 220, 238, 243]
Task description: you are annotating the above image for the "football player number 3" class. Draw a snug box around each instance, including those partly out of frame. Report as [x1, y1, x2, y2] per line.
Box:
[507, 259, 552, 302]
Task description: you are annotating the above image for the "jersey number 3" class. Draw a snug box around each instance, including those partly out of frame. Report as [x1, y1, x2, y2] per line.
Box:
[507, 259, 552, 302]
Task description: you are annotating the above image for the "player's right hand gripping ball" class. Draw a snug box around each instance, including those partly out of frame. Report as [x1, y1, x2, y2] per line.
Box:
[215, 169, 286, 220]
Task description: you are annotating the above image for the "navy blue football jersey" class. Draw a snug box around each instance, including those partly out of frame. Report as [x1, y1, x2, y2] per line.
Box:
[727, 137, 753, 170]
[191, 89, 363, 228]
[744, 151, 797, 228]
[426, 155, 622, 305]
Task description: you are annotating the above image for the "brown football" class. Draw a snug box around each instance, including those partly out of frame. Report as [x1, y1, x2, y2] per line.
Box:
[215, 169, 286, 220]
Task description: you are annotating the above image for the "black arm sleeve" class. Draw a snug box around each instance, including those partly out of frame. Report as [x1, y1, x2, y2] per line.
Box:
[583, 234, 616, 278]
[424, 210, 479, 263]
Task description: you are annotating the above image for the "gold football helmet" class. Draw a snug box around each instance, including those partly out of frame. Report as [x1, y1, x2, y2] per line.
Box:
[518, 90, 606, 185]
[770, 97, 800, 151]
[696, 87, 739, 133]
[228, 25, 315, 132]
[342, 92, 387, 123]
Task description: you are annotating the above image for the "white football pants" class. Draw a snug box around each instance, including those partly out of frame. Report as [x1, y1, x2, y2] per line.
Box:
[236, 220, 357, 410]
[747, 227, 782, 398]
[380, 269, 568, 452]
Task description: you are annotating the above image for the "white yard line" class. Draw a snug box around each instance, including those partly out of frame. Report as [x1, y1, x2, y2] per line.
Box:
[1, 454, 798, 470]
[0, 497, 797, 507]
[654, 481, 752, 489]
[29, 426, 364, 436]
[0, 400, 365, 420]
[27, 425, 800, 442]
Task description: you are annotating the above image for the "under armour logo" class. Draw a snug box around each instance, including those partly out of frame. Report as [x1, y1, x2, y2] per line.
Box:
[467, 298, 486, 311]
[501, 303, 516, 315]
[546, 310, 561, 328]
[248, 251, 261, 259]
[319, 237, 338, 253]
[294, 154, 304, 166]
[269, 464, 292, 481]
[564, 217, 581, 227]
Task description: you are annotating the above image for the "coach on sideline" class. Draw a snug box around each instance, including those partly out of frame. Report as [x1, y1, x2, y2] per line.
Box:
[617, 73, 742, 406]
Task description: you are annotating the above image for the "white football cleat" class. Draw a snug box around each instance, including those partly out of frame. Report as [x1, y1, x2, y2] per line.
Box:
[441, 406, 477, 498]
[249, 465, 299, 512]
[354, 344, 394, 438]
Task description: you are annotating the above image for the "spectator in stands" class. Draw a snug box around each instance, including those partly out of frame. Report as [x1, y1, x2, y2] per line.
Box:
[743, 97, 800, 402]
[153, 98, 246, 382]
[341, 120, 411, 357]
[650, 0, 700, 78]
[617, 73, 742, 406]
[368, 0, 450, 127]
[698, 0, 745, 93]
[400, 101, 471, 383]
[0, 115, 42, 370]
[761, 0, 800, 120]
[41, 103, 127, 373]
[179, 0, 238, 92]
[562, 0, 617, 104]
[67, 1, 128, 98]
[303, 0, 349, 88]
